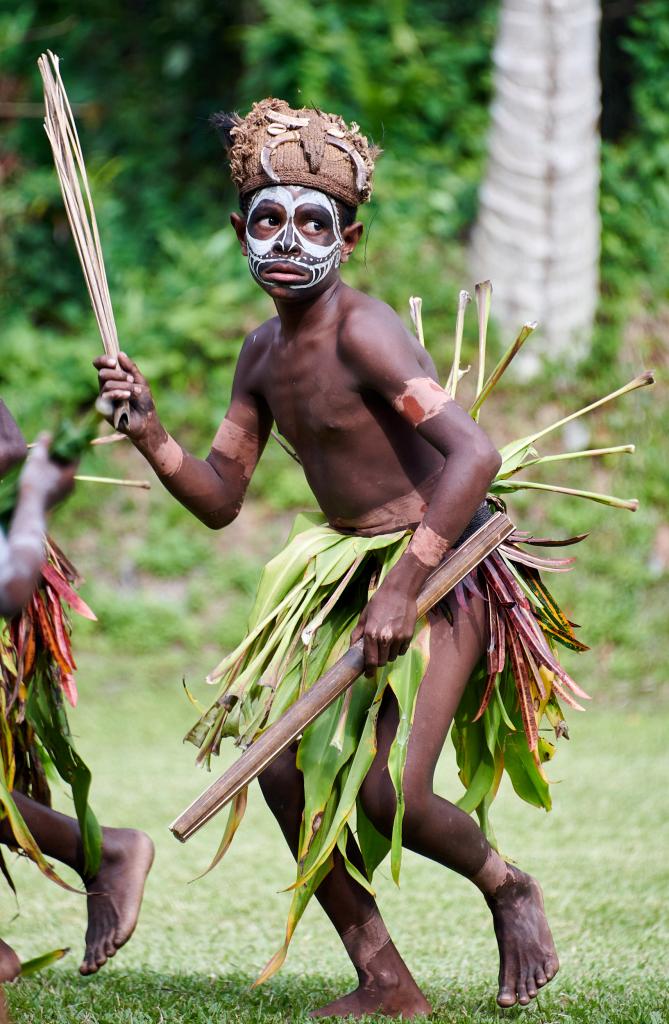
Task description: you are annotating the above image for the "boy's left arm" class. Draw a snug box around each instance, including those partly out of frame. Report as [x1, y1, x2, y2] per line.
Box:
[344, 307, 502, 674]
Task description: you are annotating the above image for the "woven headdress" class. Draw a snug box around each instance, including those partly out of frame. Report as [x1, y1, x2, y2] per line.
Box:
[212, 99, 379, 208]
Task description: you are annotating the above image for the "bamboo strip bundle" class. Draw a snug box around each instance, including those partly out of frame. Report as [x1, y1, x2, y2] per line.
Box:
[37, 50, 128, 428]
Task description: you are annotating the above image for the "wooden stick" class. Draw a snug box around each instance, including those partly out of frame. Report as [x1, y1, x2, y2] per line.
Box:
[271, 430, 301, 464]
[170, 511, 514, 843]
[90, 433, 127, 446]
[27, 432, 127, 450]
[74, 475, 150, 489]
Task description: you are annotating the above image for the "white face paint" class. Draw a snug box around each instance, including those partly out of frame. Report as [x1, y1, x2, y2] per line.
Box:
[245, 186, 343, 291]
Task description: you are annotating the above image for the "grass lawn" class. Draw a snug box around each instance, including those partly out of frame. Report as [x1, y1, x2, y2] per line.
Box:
[2, 639, 667, 1022]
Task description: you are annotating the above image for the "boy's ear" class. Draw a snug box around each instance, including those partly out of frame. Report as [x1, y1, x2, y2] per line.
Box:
[230, 212, 248, 255]
[340, 221, 363, 263]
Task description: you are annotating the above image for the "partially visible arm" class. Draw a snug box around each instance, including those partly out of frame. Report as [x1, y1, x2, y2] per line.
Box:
[0, 437, 75, 618]
[94, 340, 273, 529]
[0, 400, 28, 476]
[1, 407, 46, 616]
[0, 488, 46, 618]
[343, 303, 501, 671]
[390, 378, 501, 578]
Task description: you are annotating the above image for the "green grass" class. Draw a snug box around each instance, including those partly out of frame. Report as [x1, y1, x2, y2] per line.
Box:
[1, 316, 667, 1021]
[2, 641, 667, 1022]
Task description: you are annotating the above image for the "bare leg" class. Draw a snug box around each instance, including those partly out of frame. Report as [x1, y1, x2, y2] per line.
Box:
[0, 794, 154, 976]
[259, 751, 431, 1019]
[359, 595, 559, 1007]
[0, 940, 20, 985]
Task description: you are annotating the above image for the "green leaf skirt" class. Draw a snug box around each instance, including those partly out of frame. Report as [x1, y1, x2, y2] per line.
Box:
[187, 506, 588, 982]
[0, 545, 101, 887]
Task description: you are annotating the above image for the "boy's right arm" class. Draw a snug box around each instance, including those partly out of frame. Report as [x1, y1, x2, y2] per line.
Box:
[94, 344, 272, 529]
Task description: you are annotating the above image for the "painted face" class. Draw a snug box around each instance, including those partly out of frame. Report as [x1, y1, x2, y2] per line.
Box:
[245, 185, 343, 291]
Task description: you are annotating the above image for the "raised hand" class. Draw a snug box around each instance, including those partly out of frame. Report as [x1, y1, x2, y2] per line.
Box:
[20, 434, 77, 510]
[93, 352, 156, 441]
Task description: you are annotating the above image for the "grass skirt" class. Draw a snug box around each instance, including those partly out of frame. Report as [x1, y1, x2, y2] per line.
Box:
[0, 542, 101, 886]
[187, 505, 588, 981]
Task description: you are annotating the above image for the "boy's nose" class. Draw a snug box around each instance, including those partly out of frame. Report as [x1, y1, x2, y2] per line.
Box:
[272, 223, 300, 255]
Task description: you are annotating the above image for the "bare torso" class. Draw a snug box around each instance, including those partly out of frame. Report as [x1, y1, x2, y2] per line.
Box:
[96, 267, 500, 668]
[242, 286, 445, 532]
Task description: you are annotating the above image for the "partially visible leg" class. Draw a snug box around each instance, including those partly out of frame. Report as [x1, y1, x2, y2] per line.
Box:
[0, 983, 11, 1024]
[360, 595, 559, 1007]
[0, 794, 154, 976]
[259, 749, 431, 1019]
[0, 940, 20, 984]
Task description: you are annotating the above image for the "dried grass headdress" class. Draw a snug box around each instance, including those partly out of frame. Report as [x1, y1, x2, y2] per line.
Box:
[212, 98, 380, 208]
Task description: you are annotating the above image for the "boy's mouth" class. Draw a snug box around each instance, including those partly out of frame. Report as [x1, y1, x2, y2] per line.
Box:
[260, 261, 311, 284]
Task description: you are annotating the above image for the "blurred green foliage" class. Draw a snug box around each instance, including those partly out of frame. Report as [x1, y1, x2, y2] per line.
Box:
[593, 0, 669, 370]
[1, 1, 665, 431]
[1, 0, 496, 440]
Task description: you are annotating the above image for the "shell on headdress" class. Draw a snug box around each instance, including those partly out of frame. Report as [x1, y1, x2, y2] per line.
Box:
[263, 109, 310, 129]
[260, 132, 301, 181]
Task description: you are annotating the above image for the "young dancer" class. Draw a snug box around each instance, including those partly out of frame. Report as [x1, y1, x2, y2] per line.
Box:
[95, 99, 563, 1016]
[0, 402, 154, 981]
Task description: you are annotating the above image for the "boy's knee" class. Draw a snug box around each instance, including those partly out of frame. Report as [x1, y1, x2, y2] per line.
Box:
[359, 775, 396, 837]
[359, 780, 431, 843]
[400, 789, 431, 840]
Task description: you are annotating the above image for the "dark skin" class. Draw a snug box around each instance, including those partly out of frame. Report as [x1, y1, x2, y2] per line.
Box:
[95, 186, 558, 1014]
[0, 408, 155, 979]
[0, 404, 76, 618]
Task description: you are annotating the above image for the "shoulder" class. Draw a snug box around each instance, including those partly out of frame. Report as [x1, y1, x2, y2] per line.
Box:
[235, 317, 279, 380]
[238, 316, 279, 361]
[340, 287, 407, 339]
[337, 286, 434, 382]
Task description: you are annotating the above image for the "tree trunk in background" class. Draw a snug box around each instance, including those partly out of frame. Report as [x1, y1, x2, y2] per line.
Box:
[470, 0, 601, 368]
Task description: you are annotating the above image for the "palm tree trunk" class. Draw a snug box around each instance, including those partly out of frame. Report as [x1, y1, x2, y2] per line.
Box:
[470, 0, 601, 366]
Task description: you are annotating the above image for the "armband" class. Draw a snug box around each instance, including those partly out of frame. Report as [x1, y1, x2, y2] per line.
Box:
[407, 522, 451, 568]
[392, 377, 452, 426]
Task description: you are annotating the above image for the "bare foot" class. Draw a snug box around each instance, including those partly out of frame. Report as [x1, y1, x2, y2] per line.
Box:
[79, 827, 154, 975]
[486, 865, 559, 1007]
[0, 941, 20, 984]
[309, 944, 432, 1019]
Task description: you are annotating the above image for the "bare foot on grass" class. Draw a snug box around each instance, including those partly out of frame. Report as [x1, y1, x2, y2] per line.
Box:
[309, 944, 432, 1019]
[0, 941, 20, 984]
[486, 865, 559, 1007]
[80, 827, 154, 975]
